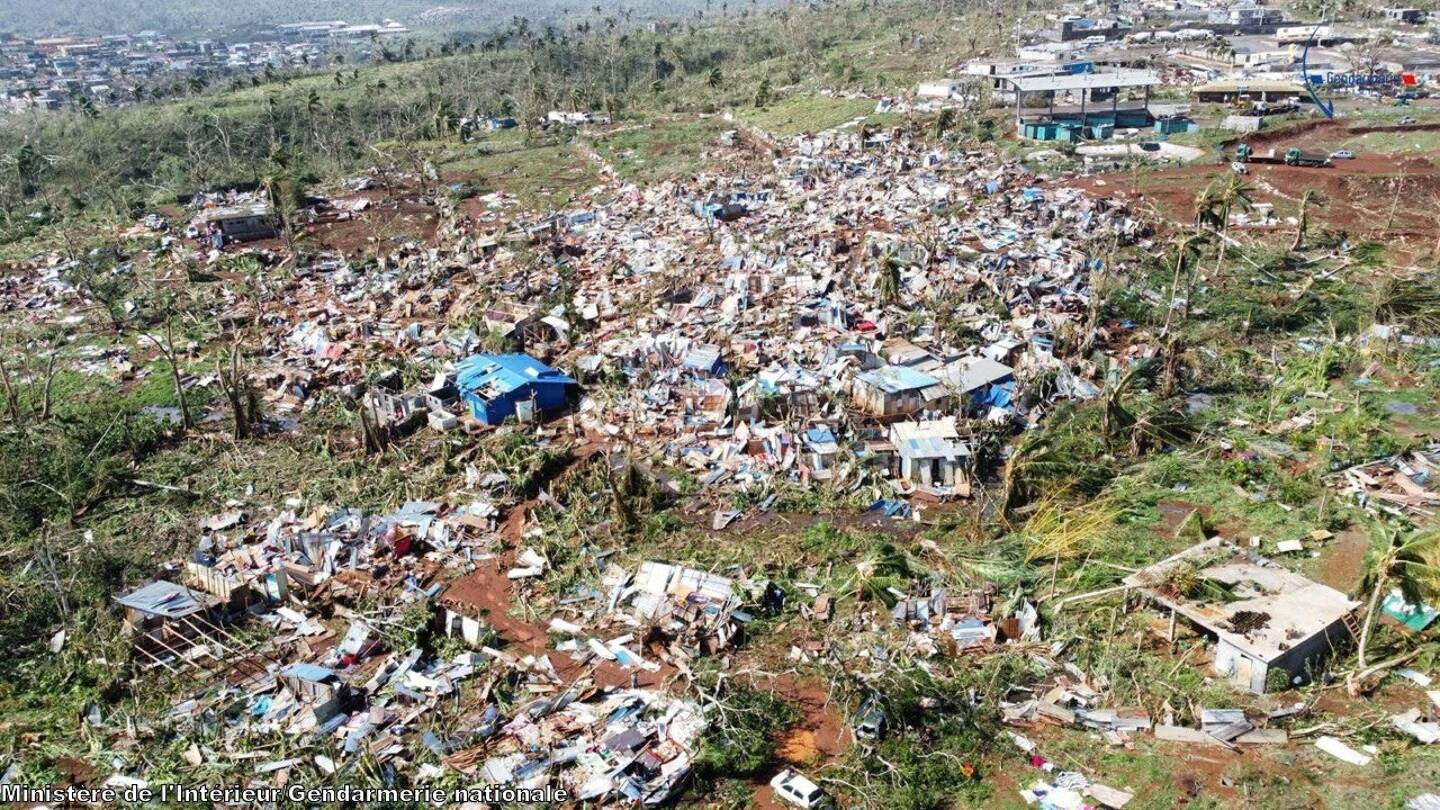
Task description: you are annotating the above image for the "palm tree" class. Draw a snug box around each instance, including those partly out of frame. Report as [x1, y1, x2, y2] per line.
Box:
[1193, 175, 1255, 280]
[875, 245, 903, 303]
[933, 107, 955, 141]
[1099, 363, 1141, 454]
[706, 66, 723, 89]
[1193, 174, 1255, 237]
[1160, 234, 1204, 336]
[1354, 526, 1440, 670]
[1215, 174, 1256, 237]
[1371, 275, 1440, 335]
[1192, 183, 1223, 234]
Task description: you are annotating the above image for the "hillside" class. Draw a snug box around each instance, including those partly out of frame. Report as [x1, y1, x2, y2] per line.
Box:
[0, 0, 729, 37]
[1, 0, 1440, 808]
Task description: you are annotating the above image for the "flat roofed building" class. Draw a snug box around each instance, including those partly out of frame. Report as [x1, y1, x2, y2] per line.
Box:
[1124, 538, 1361, 693]
[1002, 68, 1161, 136]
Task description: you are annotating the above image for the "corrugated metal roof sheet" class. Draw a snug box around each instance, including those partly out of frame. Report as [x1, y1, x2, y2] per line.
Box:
[115, 580, 204, 618]
[682, 345, 724, 371]
[282, 663, 337, 682]
[454, 353, 576, 398]
[856, 365, 940, 394]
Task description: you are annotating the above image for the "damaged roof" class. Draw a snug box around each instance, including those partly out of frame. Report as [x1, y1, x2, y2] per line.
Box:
[1124, 538, 1361, 663]
[855, 364, 941, 394]
[115, 580, 207, 618]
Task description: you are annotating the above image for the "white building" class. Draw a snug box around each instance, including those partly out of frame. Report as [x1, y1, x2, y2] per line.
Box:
[890, 419, 970, 494]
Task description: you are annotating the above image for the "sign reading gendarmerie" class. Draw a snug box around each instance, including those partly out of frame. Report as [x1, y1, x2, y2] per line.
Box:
[0, 784, 571, 805]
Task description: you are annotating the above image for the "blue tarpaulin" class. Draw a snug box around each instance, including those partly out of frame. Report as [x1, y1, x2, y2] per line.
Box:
[867, 499, 913, 518]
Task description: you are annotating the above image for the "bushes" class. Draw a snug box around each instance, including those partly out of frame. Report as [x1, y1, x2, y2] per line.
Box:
[830, 662, 1017, 810]
[691, 669, 802, 780]
[0, 372, 182, 679]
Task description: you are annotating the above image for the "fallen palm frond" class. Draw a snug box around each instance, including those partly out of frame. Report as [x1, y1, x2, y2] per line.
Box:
[944, 541, 1028, 589]
[1157, 558, 1239, 603]
[1018, 488, 1123, 564]
[1347, 240, 1389, 268]
[1371, 275, 1440, 336]
[999, 420, 1114, 517]
[854, 541, 921, 607]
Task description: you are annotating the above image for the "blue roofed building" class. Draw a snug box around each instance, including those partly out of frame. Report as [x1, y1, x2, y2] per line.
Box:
[454, 354, 577, 425]
[851, 365, 948, 417]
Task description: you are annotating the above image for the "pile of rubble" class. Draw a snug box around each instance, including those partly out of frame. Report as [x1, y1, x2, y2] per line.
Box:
[1335, 446, 1440, 517]
[110, 492, 733, 802]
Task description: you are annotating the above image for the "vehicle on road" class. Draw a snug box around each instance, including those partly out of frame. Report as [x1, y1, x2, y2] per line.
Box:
[1284, 147, 1332, 167]
[770, 769, 829, 809]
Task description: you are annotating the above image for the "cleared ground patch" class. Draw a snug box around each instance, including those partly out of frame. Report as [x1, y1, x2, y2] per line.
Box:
[586, 116, 733, 184]
[739, 94, 878, 137]
[439, 133, 603, 211]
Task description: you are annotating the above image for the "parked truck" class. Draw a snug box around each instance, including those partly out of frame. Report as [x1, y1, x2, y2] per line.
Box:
[1234, 143, 1281, 164]
[1283, 147, 1332, 167]
[1235, 144, 1332, 168]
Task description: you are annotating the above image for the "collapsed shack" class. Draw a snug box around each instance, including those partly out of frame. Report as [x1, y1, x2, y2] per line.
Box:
[128, 503, 721, 803]
[452, 686, 707, 804]
[1123, 538, 1361, 693]
[198, 202, 279, 244]
[1334, 446, 1440, 517]
[610, 561, 751, 659]
[115, 580, 258, 673]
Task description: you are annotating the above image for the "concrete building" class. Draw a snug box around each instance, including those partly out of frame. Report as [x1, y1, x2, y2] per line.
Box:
[1224, 4, 1285, 29]
[1124, 538, 1361, 693]
[1224, 35, 1298, 68]
[201, 202, 279, 243]
[1192, 79, 1309, 104]
[890, 419, 970, 494]
[917, 79, 962, 98]
[1384, 8, 1427, 24]
[1002, 68, 1161, 139]
[1045, 16, 1133, 43]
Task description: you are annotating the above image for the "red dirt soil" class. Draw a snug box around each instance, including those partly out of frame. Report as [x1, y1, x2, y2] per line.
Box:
[748, 670, 849, 810]
[1071, 121, 1440, 246]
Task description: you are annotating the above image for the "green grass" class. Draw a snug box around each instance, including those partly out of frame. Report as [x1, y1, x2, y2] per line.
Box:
[439, 139, 603, 211]
[738, 94, 879, 137]
[586, 116, 730, 184]
[1336, 128, 1440, 155]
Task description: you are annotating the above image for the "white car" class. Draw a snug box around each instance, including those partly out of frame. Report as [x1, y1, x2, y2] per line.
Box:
[770, 768, 828, 809]
[1330, 150, 1355, 160]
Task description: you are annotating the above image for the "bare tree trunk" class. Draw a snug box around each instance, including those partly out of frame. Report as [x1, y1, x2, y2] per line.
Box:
[1356, 570, 1387, 670]
[1383, 170, 1406, 236]
[0, 353, 22, 422]
[145, 320, 193, 432]
[359, 402, 387, 454]
[1348, 647, 1423, 697]
[217, 342, 253, 440]
[1291, 201, 1308, 252]
[39, 351, 56, 420]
